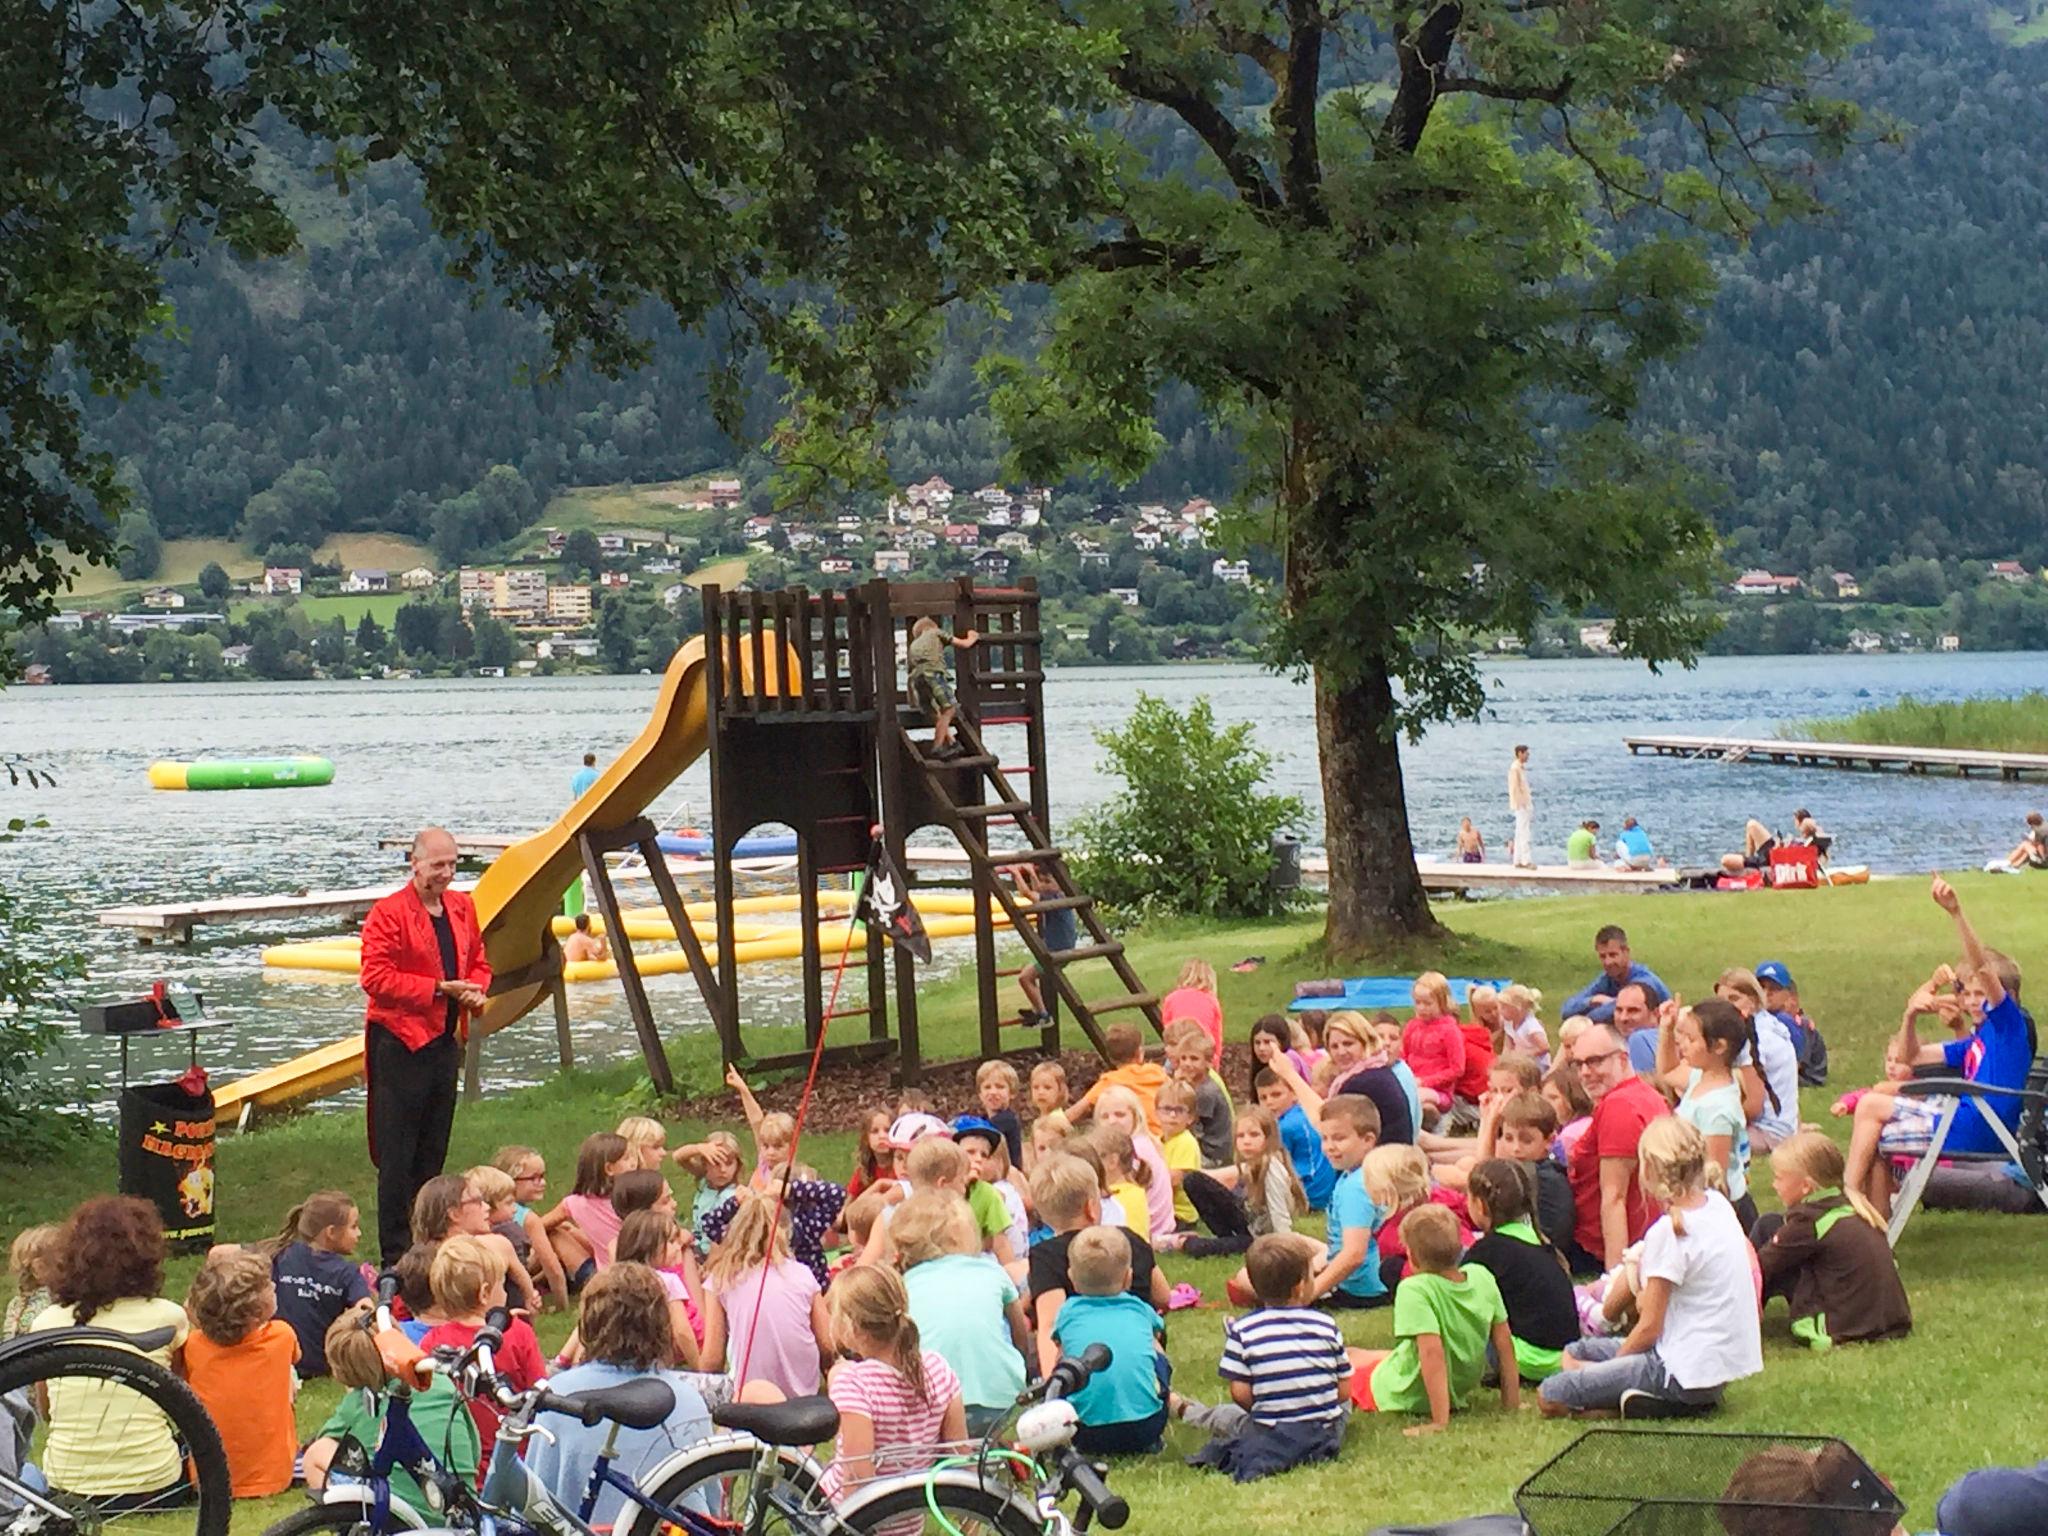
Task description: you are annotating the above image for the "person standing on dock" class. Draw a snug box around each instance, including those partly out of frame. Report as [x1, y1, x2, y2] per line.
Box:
[1507, 745, 1534, 869]
[360, 827, 492, 1263]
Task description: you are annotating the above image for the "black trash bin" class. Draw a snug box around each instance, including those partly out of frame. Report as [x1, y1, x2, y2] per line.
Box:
[118, 1079, 217, 1251]
[1269, 831, 1303, 893]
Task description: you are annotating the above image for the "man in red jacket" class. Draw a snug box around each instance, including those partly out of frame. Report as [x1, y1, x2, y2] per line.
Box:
[361, 827, 492, 1261]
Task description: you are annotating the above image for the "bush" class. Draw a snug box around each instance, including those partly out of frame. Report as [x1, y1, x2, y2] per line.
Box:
[0, 822, 88, 1158]
[1070, 694, 1304, 920]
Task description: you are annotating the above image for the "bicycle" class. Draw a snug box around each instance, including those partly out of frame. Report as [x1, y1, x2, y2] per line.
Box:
[0, 1319, 232, 1536]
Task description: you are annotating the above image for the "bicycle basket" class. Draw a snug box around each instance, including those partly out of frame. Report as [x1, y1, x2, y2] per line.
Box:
[1515, 1430, 1903, 1536]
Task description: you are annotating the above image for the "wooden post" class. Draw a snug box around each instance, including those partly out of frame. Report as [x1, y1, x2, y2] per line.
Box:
[462, 1029, 483, 1102]
[798, 833, 826, 1051]
[579, 830, 676, 1095]
[550, 972, 574, 1072]
[636, 824, 735, 1066]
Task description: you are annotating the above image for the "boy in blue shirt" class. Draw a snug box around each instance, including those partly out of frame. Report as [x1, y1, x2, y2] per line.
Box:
[1051, 1226, 1169, 1454]
[1307, 1094, 1387, 1310]
[1254, 1068, 1335, 1210]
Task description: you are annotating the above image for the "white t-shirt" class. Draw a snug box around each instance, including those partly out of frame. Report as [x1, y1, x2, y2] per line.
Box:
[1743, 1012, 1800, 1144]
[993, 1178, 1030, 1257]
[1642, 1193, 1763, 1390]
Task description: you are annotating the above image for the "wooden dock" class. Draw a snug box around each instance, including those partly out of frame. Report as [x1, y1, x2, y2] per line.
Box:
[100, 880, 476, 944]
[1625, 733, 2048, 780]
[1412, 859, 1702, 894]
[376, 832, 526, 860]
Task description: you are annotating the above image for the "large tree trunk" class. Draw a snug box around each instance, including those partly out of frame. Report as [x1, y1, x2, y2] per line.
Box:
[1313, 657, 1442, 953]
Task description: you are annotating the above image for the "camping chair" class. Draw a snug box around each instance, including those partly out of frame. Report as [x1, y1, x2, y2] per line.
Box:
[1886, 1053, 2048, 1246]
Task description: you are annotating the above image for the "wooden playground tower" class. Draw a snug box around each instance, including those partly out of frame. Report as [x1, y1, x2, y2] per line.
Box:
[587, 577, 1162, 1085]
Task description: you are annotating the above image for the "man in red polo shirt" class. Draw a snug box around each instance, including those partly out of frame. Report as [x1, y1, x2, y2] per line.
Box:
[1561, 1020, 1668, 1276]
[361, 827, 491, 1262]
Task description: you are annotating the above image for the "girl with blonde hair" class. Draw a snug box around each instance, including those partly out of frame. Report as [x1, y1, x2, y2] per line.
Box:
[1402, 972, 1466, 1117]
[1755, 1132, 1911, 1348]
[699, 1191, 832, 1399]
[1498, 984, 1550, 1070]
[1539, 1117, 1761, 1418]
[820, 1265, 966, 1506]
[1162, 957, 1225, 1064]
[1168, 1107, 1306, 1257]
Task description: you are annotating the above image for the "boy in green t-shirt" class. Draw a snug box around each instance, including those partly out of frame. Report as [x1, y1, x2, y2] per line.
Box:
[1344, 1205, 1519, 1435]
[906, 616, 979, 758]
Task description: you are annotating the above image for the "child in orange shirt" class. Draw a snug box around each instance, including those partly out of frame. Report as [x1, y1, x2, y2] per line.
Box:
[1070, 1024, 1169, 1136]
[182, 1247, 300, 1497]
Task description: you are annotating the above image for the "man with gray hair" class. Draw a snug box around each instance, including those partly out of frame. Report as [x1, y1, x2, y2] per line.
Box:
[360, 827, 491, 1261]
[1561, 1020, 1669, 1277]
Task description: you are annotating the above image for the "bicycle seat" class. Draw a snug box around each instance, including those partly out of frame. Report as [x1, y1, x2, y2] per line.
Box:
[712, 1394, 839, 1446]
[549, 1378, 677, 1431]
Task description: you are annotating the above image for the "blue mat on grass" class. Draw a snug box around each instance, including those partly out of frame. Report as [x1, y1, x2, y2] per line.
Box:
[1288, 976, 1512, 1012]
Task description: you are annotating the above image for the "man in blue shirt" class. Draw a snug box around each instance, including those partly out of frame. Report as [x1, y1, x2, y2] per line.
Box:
[570, 751, 600, 799]
[1560, 925, 1670, 1025]
[1843, 875, 2034, 1217]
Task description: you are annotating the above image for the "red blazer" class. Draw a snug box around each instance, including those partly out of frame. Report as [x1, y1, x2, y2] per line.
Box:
[360, 884, 491, 1052]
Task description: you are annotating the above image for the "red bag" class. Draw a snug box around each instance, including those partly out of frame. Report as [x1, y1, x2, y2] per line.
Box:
[1769, 845, 1821, 889]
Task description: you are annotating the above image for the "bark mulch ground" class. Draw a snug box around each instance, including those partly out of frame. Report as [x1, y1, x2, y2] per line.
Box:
[665, 1039, 1261, 1132]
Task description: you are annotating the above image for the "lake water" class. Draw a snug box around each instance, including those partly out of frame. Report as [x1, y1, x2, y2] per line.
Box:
[6, 652, 2045, 1101]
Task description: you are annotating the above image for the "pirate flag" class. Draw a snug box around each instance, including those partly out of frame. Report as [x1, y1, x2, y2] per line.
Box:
[861, 829, 931, 962]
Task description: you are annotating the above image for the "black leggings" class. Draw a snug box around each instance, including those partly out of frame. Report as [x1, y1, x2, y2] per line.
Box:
[1179, 1172, 1254, 1257]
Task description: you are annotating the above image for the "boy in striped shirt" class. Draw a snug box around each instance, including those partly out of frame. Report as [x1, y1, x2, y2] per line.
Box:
[1176, 1233, 1350, 1482]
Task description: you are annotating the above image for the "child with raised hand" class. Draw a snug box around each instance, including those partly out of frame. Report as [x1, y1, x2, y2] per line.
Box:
[3, 1225, 57, 1342]
[1165, 1020, 1235, 1166]
[303, 1300, 480, 1511]
[1362, 1144, 1472, 1291]
[421, 1235, 547, 1472]
[1177, 1233, 1349, 1483]
[30, 1197, 190, 1503]
[1346, 1204, 1519, 1435]
[723, 1063, 797, 1188]
[673, 1129, 746, 1256]
[1462, 1159, 1577, 1385]
[821, 1264, 967, 1507]
[544, 1131, 633, 1288]
[491, 1148, 573, 1307]
[1539, 1117, 1761, 1418]
[526, 1264, 715, 1527]
[1071, 1023, 1169, 1135]
[847, 1109, 895, 1202]
[262, 1190, 369, 1376]
[1755, 1132, 1911, 1348]
[183, 1247, 300, 1497]
[701, 1189, 833, 1399]
[1655, 997, 1767, 1229]
[976, 1059, 1026, 1164]
[1402, 972, 1468, 1120]
[699, 1162, 845, 1291]
[413, 1172, 540, 1305]
[1170, 1108, 1305, 1259]
[1026, 1153, 1170, 1374]
[1092, 1085, 1174, 1242]
[1051, 1228, 1170, 1454]
[894, 1192, 1029, 1436]
[1250, 1049, 1336, 1210]
[1306, 1094, 1387, 1309]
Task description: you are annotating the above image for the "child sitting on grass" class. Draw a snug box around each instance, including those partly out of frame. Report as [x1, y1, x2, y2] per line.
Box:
[1166, 1020, 1235, 1166]
[1498, 984, 1551, 1072]
[421, 1235, 546, 1471]
[1362, 1144, 1471, 1291]
[1051, 1228, 1169, 1455]
[1446, 1091, 1576, 1260]
[263, 1191, 367, 1375]
[1170, 1108, 1305, 1258]
[491, 1146, 571, 1304]
[1402, 973, 1468, 1121]
[820, 1265, 967, 1510]
[1155, 1080, 1204, 1228]
[846, 1110, 894, 1203]
[895, 1192, 1030, 1436]
[724, 1065, 798, 1189]
[977, 1059, 1026, 1164]
[673, 1130, 745, 1256]
[1539, 1117, 1761, 1419]
[304, 1300, 479, 1513]
[1461, 1160, 1576, 1385]
[1086, 1123, 1154, 1236]
[1755, 1131, 1912, 1348]
[1177, 1233, 1349, 1482]
[1306, 1094, 1386, 1310]
[1253, 1066, 1335, 1210]
[701, 1190, 834, 1400]
[1071, 1023, 1169, 1135]
[699, 1162, 844, 1290]
[1542, 1063, 1595, 1164]
[1026, 1153, 1170, 1373]
[617, 1114, 671, 1170]
[543, 1131, 633, 1287]
[1345, 1204, 1519, 1435]
[613, 1210, 703, 1364]
[183, 1246, 300, 1497]
[1092, 1085, 1174, 1242]
[2, 1224, 57, 1342]
[413, 1172, 539, 1304]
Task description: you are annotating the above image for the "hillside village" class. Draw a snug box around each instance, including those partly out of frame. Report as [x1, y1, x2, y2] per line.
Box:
[20, 470, 2048, 684]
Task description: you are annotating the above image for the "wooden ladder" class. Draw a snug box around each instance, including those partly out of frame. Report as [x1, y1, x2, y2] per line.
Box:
[904, 717, 1161, 1056]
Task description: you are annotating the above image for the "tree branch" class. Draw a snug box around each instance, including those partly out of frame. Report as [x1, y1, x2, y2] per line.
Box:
[1437, 74, 1570, 103]
[1112, 62, 1284, 215]
[1377, 2, 1461, 158]
[1277, 0, 1327, 223]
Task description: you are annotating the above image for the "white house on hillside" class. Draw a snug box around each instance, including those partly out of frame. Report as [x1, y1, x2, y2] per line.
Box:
[263, 567, 303, 596]
[344, 569, 390, 593]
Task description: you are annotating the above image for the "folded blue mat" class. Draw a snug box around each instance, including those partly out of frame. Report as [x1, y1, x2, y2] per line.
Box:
[1288, 976, 1512, 1012]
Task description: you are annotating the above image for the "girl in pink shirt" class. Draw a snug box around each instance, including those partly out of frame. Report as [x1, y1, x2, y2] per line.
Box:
[1402, 972, 1468, 1113]
[821, 1265, 965, 1518]
[700, 1192, 833, 1400]
[1094, 1087, 1175, 1243]
[1160, 958, 1225, 1065]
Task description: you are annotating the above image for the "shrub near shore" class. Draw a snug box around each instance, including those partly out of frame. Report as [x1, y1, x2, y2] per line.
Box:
[1798, 693, 2048, 754]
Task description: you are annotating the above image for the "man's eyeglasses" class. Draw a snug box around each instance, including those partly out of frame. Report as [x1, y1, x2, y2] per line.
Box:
[1571, 1047, 1626, 1069]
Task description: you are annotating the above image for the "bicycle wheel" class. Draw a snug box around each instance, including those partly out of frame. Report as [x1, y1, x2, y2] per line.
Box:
[258, 1503, 383, 1536]
[614, 1441, 824, 1536]
[836, 1479, 1046, 1536]
[0, 1338, 231, 1536]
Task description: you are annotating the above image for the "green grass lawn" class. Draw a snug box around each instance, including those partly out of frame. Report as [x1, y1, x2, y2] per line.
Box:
[13, 876, 2042, 1532]
[1796, 692, 2048, 754]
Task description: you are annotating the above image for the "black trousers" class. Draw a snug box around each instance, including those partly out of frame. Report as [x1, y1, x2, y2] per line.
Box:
[369, 1026, 460, 1263]
[1180, 1171, 1253, 1257]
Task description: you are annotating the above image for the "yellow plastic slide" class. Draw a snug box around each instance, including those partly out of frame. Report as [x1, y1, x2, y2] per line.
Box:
[214, 636, 797, 1128]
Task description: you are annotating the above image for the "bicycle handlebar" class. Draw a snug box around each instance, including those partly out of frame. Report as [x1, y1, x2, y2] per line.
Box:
[1041, 1342, 1111, 1403]
[1057, 1448, 1128, 1530]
